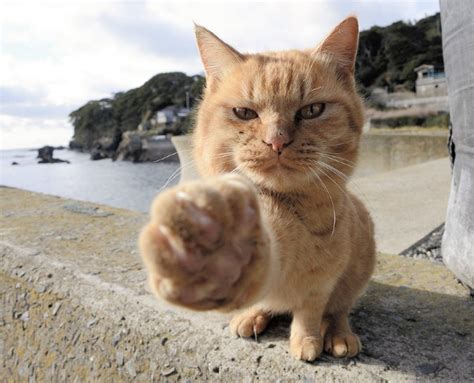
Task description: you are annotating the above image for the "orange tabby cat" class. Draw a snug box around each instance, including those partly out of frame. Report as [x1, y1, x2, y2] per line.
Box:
[139, 16, 375, 361]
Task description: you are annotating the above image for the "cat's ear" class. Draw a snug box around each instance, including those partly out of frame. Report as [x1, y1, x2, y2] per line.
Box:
[314, 16, 359, 73]
[194, 24, 244, 82]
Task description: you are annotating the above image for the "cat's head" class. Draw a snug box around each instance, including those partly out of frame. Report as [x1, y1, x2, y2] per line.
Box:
[193, 17, 364, 193]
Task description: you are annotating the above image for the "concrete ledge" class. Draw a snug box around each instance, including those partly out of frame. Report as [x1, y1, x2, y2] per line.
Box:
[356, 132, 449, 178]
[1, 187, 472, 382]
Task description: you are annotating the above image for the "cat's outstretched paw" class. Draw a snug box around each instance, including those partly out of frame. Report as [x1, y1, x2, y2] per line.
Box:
[139, 174, 268, 311]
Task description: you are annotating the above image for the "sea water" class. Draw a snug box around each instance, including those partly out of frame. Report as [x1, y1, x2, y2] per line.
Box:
[0, 148, 180, 212]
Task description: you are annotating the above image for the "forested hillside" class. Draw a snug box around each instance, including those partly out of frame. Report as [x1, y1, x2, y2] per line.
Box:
[69, 72, 204, 150]
[356, 13, 443, 93]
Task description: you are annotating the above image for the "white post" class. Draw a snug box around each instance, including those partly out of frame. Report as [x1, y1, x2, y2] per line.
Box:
[440, 0, 474, 288]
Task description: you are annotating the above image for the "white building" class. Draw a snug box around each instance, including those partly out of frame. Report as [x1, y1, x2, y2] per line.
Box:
[155, 106, 191, 125]
[414, 64, 448, 97]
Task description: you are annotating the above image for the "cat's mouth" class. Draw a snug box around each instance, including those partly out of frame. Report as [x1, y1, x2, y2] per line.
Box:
[248, 152, 299, 173]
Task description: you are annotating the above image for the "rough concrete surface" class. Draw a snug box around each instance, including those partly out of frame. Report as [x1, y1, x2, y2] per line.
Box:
[1, 187, 473, 382]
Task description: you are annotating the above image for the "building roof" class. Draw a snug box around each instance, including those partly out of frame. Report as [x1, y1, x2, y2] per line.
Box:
[414, 64, 435, 72]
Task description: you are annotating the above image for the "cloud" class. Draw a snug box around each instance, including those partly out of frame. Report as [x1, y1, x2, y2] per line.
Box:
[0, 0, 440, 150]
[1, 104, 75, 119]
[0, 86, 44, 105]
[0, 115, 72, 150]
[0, 1, 200, 108]
[0, 86, 76, 118]
[144, 1, 339, 52]
[100, 3, 197, 59]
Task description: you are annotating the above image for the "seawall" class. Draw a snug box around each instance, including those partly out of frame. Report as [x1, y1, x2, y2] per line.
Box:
[1, 187, 472, 381]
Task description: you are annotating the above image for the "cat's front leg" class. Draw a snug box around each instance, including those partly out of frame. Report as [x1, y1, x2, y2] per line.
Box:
[289, 293, 330, 362]
[139, 174, 270, 312]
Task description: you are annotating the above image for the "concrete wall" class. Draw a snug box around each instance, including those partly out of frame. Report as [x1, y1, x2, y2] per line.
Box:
[370, 87, 449, 111]
[355, 133, 448, 178]
[171, 133, 448, 181]
[416, 77, 448, 97]
[385, 96, 449, 111]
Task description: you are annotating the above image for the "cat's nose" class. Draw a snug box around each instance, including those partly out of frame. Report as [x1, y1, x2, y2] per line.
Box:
[263, 132, 293, 154]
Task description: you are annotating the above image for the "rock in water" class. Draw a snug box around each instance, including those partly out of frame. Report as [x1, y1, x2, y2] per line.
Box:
[37, 146, 70, 164]
[37, 146, 54, 161]
[113, 132, 143, 162]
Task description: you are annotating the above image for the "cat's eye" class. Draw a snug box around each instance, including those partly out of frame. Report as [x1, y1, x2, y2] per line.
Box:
[233, 107, 258, 120]
[296, 103, 325, 120]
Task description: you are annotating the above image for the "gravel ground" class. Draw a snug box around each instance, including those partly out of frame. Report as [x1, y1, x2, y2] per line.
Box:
[400, 224, 444, 263]
[402, 224, 474, 297]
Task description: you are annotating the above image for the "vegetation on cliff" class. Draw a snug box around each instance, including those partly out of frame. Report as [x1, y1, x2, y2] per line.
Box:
[356, 13, 443, 93]
[70, 72, 204, 150]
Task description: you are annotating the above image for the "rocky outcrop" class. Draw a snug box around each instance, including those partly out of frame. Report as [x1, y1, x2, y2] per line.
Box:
[68, 139, 84, 151]
[89, 131, 122, 161]
[71, 127, 179, 163]
[113, 131, 143, 162]
[37, 146, 70, 164]
[113, 131, 177, 163]
[68, 72, 205, 154]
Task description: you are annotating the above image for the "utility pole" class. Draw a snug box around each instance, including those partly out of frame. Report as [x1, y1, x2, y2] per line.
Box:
[440, 0, 474, 289]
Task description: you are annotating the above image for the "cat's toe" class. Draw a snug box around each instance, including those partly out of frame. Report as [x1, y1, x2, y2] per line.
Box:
[324, 332, 361, 358]
[153, 224, 206, 273]
[230, 310, 271, 338]
[290, 335, 323, 362]
[175, 191, 222, 247]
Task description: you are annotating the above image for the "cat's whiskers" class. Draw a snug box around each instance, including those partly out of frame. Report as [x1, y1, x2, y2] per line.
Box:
[321, 134, 358, 145]
[319, 161, 350, 182]
[230, 163, 245, 174]
[309, 160, 373, 239]
[317, 154, 355, 170]
[159, 151, 236, 191]
[296, 148, 356, 168]
[153, 146, 200, 164]
[160, 163, 193, 191]
[319, 151, 356, 164]
[316, 160, 372, 221]
[152, 151, 178, 163]
[327, 165, 378, 221]
[315, 161, 374, 234]
[313, 162, 351, 201]
[306, 166, 337, 238]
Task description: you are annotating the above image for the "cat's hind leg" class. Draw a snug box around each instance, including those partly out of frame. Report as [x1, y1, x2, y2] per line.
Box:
[321, 278, 368, 358]
[321, 249, 375, 357]
[321, 313, 361, 358]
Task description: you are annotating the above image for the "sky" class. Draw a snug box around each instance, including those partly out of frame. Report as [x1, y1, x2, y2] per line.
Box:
[0, 0, 440, 150]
